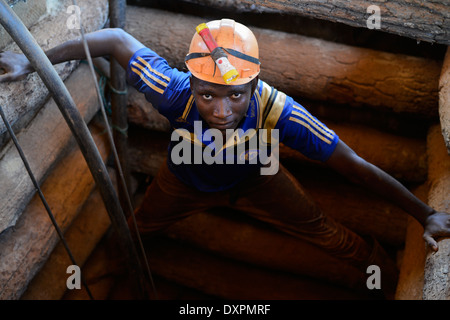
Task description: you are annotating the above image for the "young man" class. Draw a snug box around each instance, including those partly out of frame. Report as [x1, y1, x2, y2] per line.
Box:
[1, 20, 449, 296]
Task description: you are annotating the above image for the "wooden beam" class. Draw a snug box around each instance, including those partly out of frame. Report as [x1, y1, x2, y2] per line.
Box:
[0, 121, 110, 300]
[439, 47, 450, 153]
[20, 170, 114, 300]
[178, 0, 450, 46]
[0, 0, 46, 49]
[289, 120, 428, 183]
[144, 237, 372, 299]
[125, 6, 441, 116]
[0, 0, 108, 136]
[163, 210, 368, 292]
[292, 166, 408, 247]
[422, 124, 450, 300]
[127, 86, 171, 133]
[62, 230, 124, 300]
[395, 184, 428, 300]
[0, 63, 101, 234]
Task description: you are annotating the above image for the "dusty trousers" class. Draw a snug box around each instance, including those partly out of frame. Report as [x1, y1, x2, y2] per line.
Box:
[129, 160, 388, 269]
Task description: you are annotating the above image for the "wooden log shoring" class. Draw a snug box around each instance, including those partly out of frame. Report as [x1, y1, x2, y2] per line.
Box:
[145, 237, 370, 299]
[297, 121, 428, 183]
[395, 184, 428, 300]
[439, 47, 450, 153]
[127, 86, 171, 133]
[124, 6, 441, 116]
[177, 0, 450, 46]
[0, 0, 109, 136]
[0, 0, 47, 50]
[163, 211, 367, 292]
[61, 230, 127, 300]
[0, 121, 110, 300]
[422, 124, 450, 300]
[20, 169, 114, 300]
[0, 63, 101, 234]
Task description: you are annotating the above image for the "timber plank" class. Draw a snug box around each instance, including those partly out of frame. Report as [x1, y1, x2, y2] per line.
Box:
[20, 170, 114, 300]
[0, 122, 110, 300]
[0, 63, 101, 234]
[439, 47, 450, 153]
[0, 0, 108, 136]
[163, 210, 367, 292]
[144, 237, 373, 300]
[176, 0, 450, 45]
[423, 125, 450, 300]
[124, 6, 441, 116]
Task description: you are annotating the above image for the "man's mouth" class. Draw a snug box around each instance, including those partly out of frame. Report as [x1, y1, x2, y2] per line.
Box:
[209, 121, 235, 130]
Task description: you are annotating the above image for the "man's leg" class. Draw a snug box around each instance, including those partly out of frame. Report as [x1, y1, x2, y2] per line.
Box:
[129, 161, 228, 237]
[231, 164, 397, 275]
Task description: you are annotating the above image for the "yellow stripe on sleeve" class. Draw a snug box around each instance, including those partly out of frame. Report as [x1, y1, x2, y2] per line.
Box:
[288, 116, 333, 145]
[131, 61, 170, 89]
[181, 95, 195, 120]
[136, 56, 171, 83]
[291, 109, 334, 140]
[130, 66, 165, 94]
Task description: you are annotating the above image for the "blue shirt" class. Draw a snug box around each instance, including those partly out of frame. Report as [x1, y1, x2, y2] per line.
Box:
[126, 47, 339, 191]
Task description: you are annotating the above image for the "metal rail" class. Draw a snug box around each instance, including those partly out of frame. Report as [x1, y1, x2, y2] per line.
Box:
[0, 0, 148, 299]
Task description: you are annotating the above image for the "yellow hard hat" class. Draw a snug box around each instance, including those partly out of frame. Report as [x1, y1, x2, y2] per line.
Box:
[185, 19, 260, 85]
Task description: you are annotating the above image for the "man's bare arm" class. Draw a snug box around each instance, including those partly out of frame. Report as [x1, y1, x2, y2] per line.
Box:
[326, 139, 450, 251]
[0, 28, 145, 82]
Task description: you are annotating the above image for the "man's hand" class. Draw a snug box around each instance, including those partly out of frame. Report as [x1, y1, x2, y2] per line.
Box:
[0, 51, 33, 82]
[423, 211, 450, 252]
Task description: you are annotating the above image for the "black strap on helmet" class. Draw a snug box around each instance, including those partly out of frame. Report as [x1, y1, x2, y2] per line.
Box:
[185, 47, 260, 66]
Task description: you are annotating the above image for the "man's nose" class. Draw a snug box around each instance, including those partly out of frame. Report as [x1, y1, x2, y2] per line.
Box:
[213, 99, 232, 119]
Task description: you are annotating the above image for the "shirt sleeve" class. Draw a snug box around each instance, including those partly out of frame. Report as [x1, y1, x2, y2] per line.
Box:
[126, 47, 191, 117]
[263, 87, 339, 162]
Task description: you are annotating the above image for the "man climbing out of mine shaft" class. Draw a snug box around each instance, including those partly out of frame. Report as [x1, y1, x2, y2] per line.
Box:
[1, 19, 449, 298]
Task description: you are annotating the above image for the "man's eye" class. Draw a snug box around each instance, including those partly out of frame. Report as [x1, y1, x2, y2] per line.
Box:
[202, 94, 212, 100]
[231, 93, 241, 99]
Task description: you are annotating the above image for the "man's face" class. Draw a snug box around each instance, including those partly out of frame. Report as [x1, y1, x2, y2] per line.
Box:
[190, 76, 257, 134]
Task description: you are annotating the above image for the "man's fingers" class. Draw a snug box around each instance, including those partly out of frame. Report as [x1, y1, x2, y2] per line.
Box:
[0, 70, 28, 82]
[0, 61, 13, 82]
[0, 54, 9, 70]
[0, 73, 13, 83]
[423, 233, 438, 252]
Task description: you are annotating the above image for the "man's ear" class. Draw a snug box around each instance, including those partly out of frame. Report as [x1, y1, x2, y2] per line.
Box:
[250, 75, 259, 95]
[189, 75, 194, 92]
